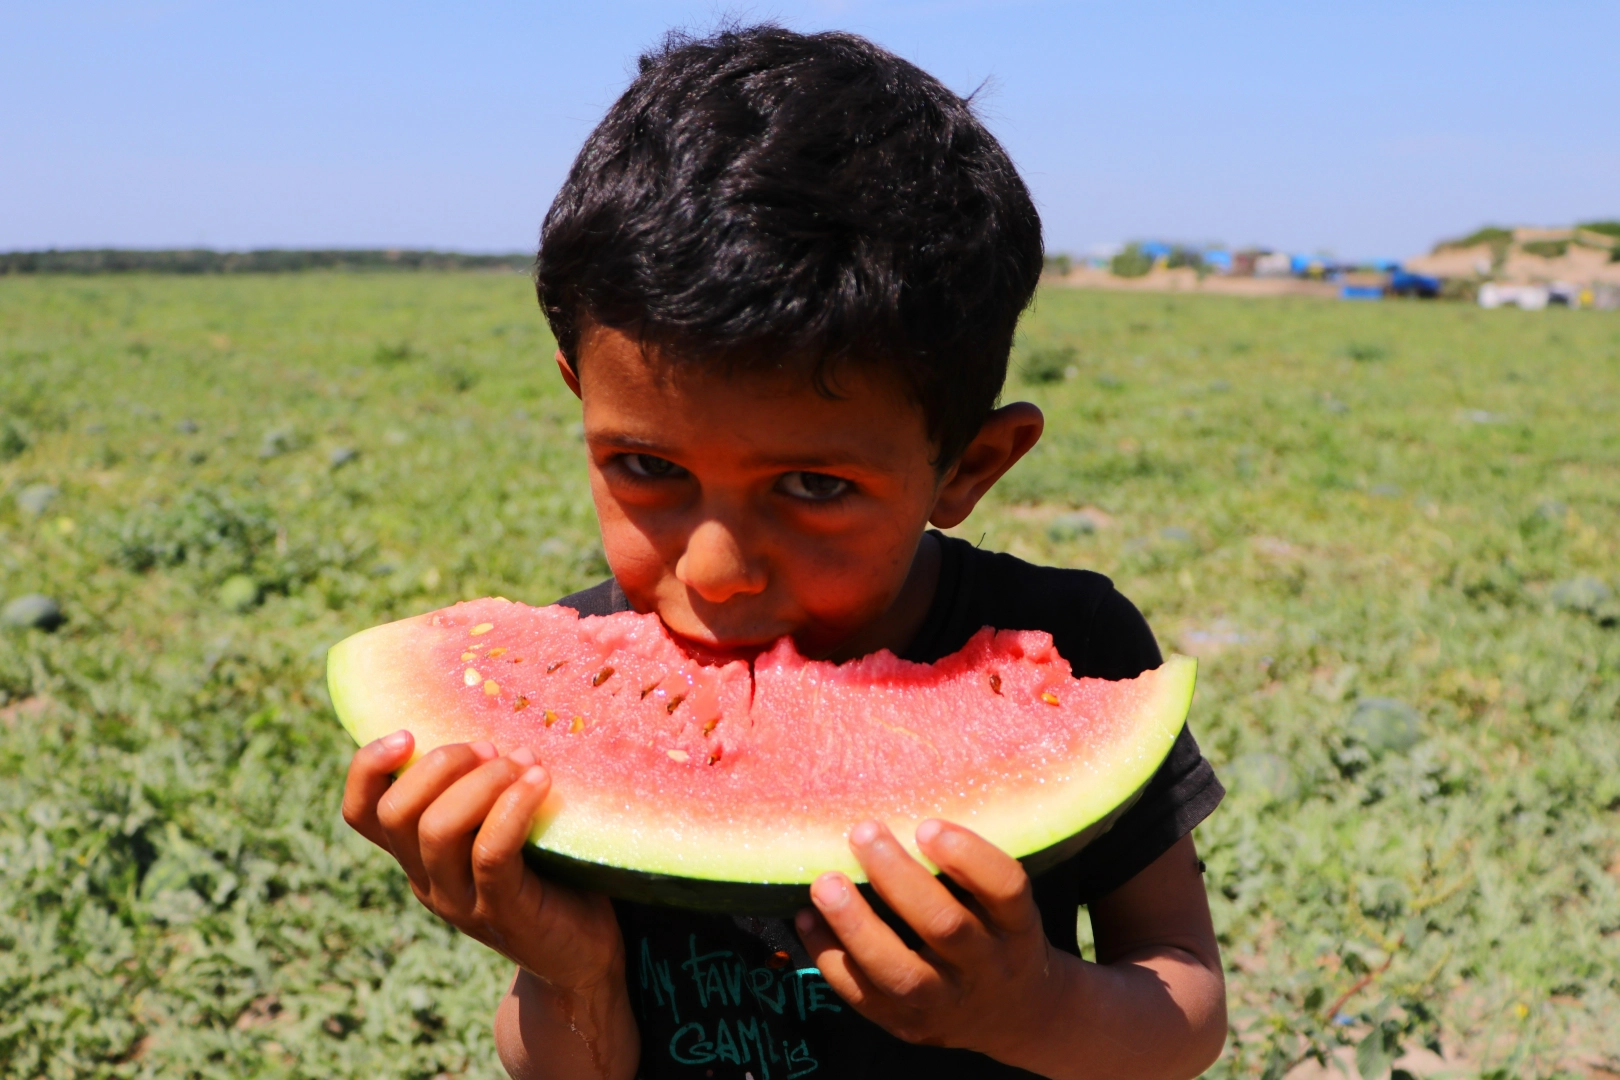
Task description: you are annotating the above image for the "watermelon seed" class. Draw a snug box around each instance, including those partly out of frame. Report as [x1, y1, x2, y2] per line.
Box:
[488, 647, 506, 658]
[461, 651, 476, 661]
[543, 710, 558, 727]
[463, 668, 481, 686]
[546, 660, 567, 673]
[470, 623, 494, 636]
[640, 680, 662, 699]
[569, 716, 584, 733]
[666, 749, 689, 762]
[706, 748, 721, 765]
[1040, 691, 1060, 706]
[666, 694, 685, 714]
[989, 673, 1002, 695]
[511, 657, 524, 664]
[483, 680, 500, 696]
[592, 665, 615, 687]
[702, 718, 719, 735]
[513, 696, 529, 712]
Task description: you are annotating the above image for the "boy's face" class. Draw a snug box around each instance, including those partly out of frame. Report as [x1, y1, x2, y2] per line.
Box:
[562, 323, 1040, 661]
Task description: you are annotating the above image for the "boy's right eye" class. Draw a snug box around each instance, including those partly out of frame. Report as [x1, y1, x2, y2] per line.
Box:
[621, 453, 688, 480]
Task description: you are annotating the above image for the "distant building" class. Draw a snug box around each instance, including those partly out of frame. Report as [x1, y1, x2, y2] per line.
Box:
[1478, 283, 1549, 310]
[1082, 242, 1124, 269]
[1254, 251, 1292, 277]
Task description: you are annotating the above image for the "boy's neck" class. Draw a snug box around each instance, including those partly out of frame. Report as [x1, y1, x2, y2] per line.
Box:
[821, 531, 942, 663]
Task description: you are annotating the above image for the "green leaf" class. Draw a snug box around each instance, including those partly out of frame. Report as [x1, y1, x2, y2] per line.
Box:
[1356, 1023, 1401, 1080]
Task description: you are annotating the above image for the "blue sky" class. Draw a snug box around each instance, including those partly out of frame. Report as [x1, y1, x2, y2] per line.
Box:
[5, 1, 1616, 259]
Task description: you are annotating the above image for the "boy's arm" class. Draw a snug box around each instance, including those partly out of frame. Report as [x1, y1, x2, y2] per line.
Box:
[1056, 833, 1227, 1077]
[495, 968, 639, 1080]
[795, 822, 1226, 1080]
[341, 734, 640, 1080]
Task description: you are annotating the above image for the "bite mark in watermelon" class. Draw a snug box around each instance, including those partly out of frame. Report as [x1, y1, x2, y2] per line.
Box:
[328, 598, 1196, 915]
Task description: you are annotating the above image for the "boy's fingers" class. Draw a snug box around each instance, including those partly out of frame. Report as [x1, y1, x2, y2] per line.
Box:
[469, 760, 551, 908]
[915, 819, 1039, 937]
[794, 907, 885, 1012]
[417, 751, 538, 910]
[376, 741, 497, 882]
[805, 871, 939, 1000]
[850, 820, 992, 969]
[341, 730, 414, 848]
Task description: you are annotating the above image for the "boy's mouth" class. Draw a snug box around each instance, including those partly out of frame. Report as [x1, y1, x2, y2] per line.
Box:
[665, 630, 777, 667]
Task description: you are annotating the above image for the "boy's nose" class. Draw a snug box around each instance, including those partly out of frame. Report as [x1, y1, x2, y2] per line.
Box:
[675, 519, 767, 604]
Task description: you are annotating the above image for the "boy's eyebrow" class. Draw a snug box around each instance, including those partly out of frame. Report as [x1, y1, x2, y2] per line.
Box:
[590, 430, 882, 472]
[590, 431, 676, 455]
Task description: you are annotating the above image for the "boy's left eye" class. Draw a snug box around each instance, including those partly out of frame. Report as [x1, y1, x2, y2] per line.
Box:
[621, 453, 688, 480]
[777, 471, 850, 501]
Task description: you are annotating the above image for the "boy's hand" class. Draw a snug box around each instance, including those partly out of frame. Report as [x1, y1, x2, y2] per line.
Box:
[342, 732, 624, 994]
[794, 819, 1063, 1060]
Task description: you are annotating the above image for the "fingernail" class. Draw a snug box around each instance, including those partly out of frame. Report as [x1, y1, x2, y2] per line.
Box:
[811, 873, 849, 909]
[511, 747, 537, 767]
[382, 730, 411, 751]
[795, 909, 816, 935]
[471, 740, 497, 760]
[850, 820, 880, 847]
[916, 819, 943, 845]
[521, 766, 546, 786]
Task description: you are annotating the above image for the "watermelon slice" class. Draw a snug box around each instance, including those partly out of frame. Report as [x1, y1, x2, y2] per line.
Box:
[328, 598, 1196, 915]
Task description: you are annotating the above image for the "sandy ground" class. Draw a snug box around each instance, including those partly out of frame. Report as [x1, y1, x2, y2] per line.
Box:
[1402, 227, 1620, 286]
[1405, 243, 1620, 286]
[1051, 266, 1341, 297]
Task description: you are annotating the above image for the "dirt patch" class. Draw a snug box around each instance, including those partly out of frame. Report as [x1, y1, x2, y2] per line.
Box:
[0, 694, 56, 728]
[1050, 266, 1340, 298]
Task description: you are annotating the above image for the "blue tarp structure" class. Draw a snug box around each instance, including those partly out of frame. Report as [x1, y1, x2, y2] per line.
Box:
[1290, 254, 1326, 275]
[1390, 270, 1442, 298]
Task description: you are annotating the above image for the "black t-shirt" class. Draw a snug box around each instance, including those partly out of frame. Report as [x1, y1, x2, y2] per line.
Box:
[555, 532, 1223, 1080]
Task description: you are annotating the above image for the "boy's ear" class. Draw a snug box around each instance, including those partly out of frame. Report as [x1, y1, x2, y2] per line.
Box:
[556, 349, 582, 398]
[929, 402, 1044, 529]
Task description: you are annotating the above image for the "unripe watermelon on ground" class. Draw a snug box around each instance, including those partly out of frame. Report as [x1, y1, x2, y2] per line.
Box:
[328, 598, 1195, 915]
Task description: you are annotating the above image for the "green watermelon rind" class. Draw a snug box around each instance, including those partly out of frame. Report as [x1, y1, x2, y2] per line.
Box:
[328, 623, 1195, 917]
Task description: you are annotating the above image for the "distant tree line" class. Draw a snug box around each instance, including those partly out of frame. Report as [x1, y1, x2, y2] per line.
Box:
[0, 249, 534, 275]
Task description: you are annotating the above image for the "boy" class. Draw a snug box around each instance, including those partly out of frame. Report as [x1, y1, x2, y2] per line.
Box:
[343, 25, 1226, 1080]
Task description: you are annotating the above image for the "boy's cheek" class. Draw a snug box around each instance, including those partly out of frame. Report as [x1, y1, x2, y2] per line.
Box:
[595, 515, 668, 600]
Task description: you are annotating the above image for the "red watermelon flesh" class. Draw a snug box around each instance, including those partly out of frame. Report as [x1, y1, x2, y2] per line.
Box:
[328, 597, 1195, 909]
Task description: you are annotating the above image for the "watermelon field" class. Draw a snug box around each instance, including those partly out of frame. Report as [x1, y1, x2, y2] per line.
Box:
[1, 273, 1617, 1080]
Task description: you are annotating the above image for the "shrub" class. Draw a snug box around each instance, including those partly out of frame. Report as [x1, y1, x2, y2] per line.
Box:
[1343, 342, 1390, 363]
[1576, 220, 1620, 241]
[1437, 226, 1512, 251]
[1019, 344, 1077, 384]
[1521, 240, 1569, 259]
[1110, 244, 1154, 278]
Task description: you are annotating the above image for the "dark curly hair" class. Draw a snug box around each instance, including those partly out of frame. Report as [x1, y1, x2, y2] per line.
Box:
[535, 24, 1043, 466]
